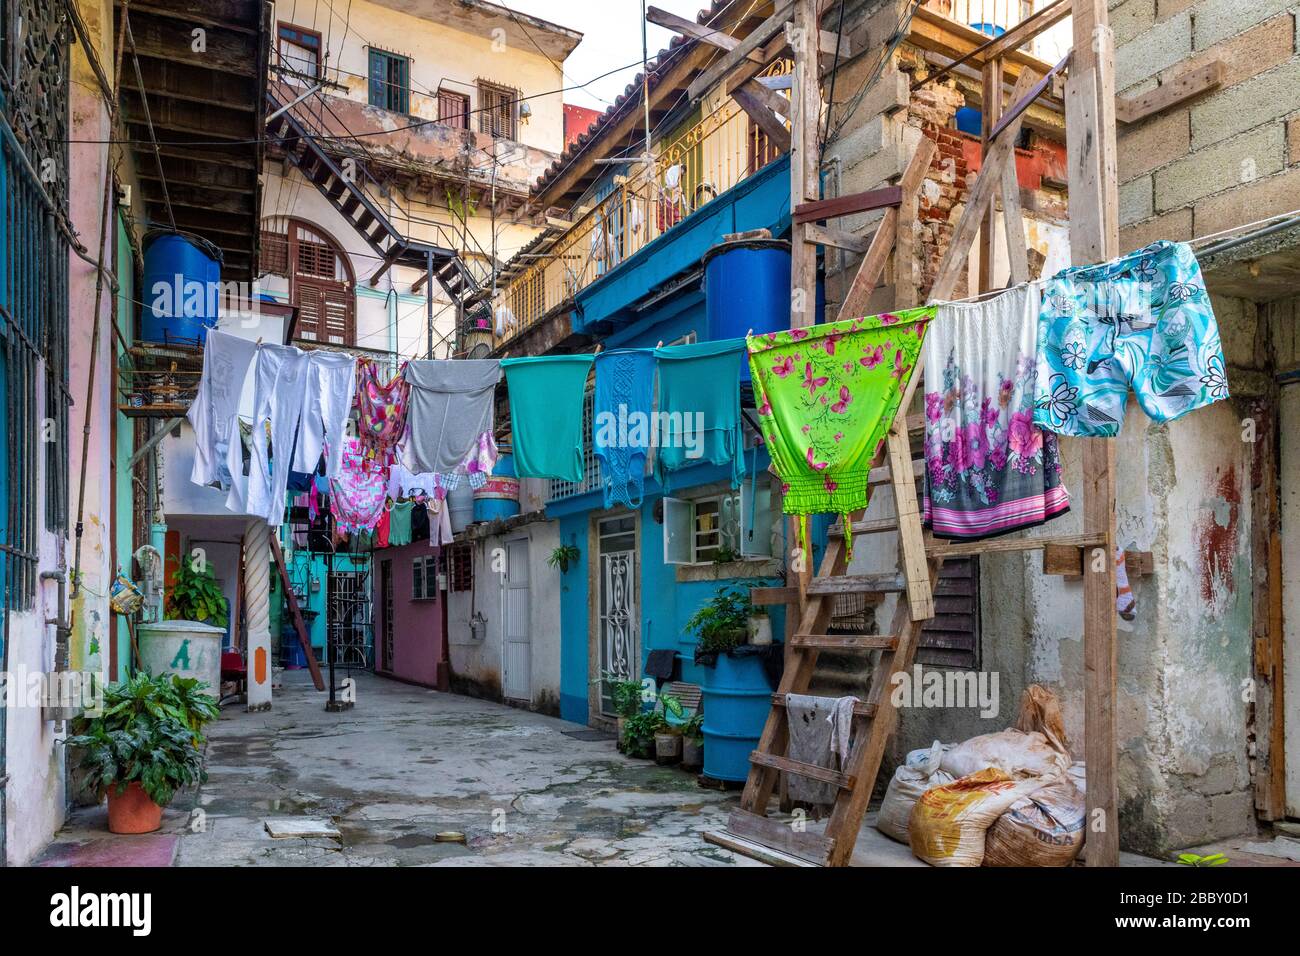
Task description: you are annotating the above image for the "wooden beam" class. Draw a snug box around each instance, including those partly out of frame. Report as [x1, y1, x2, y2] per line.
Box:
[1070, 0, 1121, 870]
[988, 52, 1069, 141]
[645, 6, 764, 62]
[687, 1, 793, 101]
[804, 223, 870, 254]
[979, 56, 1005, 294]
[908, 6, 1057, 89]
[731, 82, 792, 152]
[1115, 59, 1225, 124]
[793, 185, 902, 224]
[914, 0, 1069, 92]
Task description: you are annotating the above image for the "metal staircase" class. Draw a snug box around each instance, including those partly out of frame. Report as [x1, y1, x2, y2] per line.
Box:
[265, 87, 493, 332]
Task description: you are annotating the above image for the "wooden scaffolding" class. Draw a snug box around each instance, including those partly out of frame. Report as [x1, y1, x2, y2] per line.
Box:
[702, 0, 1123, 867]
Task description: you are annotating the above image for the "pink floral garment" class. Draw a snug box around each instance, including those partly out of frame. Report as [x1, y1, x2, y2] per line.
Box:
[354, 359, 410, 466]
[328, 437, 389, 533]
[748, 308, 933, 558]
[923, 283, 1069, 540]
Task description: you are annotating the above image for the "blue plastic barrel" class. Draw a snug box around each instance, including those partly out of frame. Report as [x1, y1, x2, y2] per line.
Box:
[472, 452, 521, 522]
[704, 237, 791, 351]
[141, 231, 224, 345]
[701, 651, 773, 782]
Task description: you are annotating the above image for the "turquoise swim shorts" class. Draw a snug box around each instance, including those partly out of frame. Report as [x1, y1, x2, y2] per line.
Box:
[1034, 240, 1228, 437]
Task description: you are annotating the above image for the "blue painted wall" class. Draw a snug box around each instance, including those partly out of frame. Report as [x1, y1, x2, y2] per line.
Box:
[551, 156, 803, 725]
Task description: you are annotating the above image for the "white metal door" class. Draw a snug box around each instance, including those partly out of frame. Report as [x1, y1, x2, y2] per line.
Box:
[503, 538, 531, 701]
[598, 515, 638, 716]
[1282, 383, 1300, 816]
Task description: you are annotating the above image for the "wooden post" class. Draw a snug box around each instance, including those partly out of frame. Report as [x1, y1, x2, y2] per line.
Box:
[978, 56, 1004, 293]
[1068, 0, 1120, 868]
[788, 0, 821, 605]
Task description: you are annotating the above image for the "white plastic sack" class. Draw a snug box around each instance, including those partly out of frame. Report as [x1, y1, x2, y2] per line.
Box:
[940, 728, 1071, 780]
[876, 741, 954, 844]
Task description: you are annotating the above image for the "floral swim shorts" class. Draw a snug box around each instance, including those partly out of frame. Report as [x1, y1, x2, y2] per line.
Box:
[1034, 240, 1228, 437]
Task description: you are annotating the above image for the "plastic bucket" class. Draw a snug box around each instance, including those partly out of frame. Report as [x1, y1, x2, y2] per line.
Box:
[136, 620, 225, 697]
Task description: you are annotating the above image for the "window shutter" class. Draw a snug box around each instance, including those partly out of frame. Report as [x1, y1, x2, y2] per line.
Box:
[368, 50, 386, 107]
[740, 478, 773, 558]
[663, 497, 693, 565]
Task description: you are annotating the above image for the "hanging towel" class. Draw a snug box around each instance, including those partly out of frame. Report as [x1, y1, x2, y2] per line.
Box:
[749, 310, 932, 557]
[653, 338, 746, 490]
[388, 500, 415, 547]
[354, 359, 410, 464]
[784, 693, 841, 806]
[295, 350, 357, 479]
[375, 508, 391, 548]
[400, 359, 501, 477]
[328, 437, 388, 533]
[244, 343, 310, 525]
[594, 348, 656, 508]
[501, 354, 595, 482]
[188, 329, 258, 491]
[922, 283, 1070, 540]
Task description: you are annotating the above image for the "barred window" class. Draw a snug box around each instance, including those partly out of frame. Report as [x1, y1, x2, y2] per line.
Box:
[438, 90, 469, 129]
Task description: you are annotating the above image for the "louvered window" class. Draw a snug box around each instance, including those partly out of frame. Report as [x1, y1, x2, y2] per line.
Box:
[477, 80, 517, 139]
[260, 218, 355, 344]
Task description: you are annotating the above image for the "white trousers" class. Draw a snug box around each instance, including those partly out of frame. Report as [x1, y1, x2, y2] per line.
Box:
[242, 344, 309, 525]
[295, 351, 357, 479]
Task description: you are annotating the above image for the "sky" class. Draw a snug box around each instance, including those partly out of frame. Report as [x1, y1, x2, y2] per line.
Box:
[493, 0, 713, 111]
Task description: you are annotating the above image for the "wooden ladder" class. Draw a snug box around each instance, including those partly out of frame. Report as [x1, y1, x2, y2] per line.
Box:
[705, 371, 937, 867]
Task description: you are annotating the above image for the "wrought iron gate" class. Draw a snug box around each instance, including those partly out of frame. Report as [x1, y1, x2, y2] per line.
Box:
[328, 563, 373, 669]
[597, 516, 637, 716]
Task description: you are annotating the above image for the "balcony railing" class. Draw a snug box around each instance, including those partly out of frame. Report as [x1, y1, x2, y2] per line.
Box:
[488, 60, 791, 350]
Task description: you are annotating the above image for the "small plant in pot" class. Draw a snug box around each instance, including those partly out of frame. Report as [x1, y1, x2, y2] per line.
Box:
[547, 543, 581, 574]
[606, 674, 645, 750]
[165, 553, 229, 627]
[621, 710, 665, 759]
[66, 671, 219, 834]
[680, 712, 704, 770]
[748, 606, 773, 646]
[654, 694, 685, 765]
[687, 585, 754, 657]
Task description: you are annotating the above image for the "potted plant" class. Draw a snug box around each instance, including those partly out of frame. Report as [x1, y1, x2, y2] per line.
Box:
[607, 675, 645, 748]
[654, 694, 685, 765]
[66, 671, 219, 833]
[621, 710, 664, 759]
[748, 606, 773, 646]
[681, 712, 704, 770]
[686, 585, 754, 656]
[137, 554, 229, 694]
[547, 543, 580, 574]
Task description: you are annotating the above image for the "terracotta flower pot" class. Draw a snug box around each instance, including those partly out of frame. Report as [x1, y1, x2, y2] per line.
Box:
[107, 782, 163, 834]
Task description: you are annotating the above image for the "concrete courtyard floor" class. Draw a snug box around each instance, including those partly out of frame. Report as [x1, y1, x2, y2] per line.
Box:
[35, 670, 1298, 868]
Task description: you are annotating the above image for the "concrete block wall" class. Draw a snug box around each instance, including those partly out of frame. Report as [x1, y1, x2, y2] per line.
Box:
[1115, 0, 1300, 252]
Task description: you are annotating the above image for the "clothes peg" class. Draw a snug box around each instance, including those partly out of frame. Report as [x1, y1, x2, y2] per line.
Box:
[656, 340, 664, 348]
[746, 327, 753, 337]
[594, 343, 602, 354]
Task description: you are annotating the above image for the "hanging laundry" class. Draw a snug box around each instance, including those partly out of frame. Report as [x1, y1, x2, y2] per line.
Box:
[375, 508, 391, 549]
[427, 491, 454, 547]
[387, 461, 441, 500]
[328, 437, 388, 534]
[923, 283, 1070, 541]
[594, 348, 655, 508]
[400, 359, 501, 481]
[388, 500, 415, 547]
[1035, 240, 1228, 437]
[654, 338, 747, 490]
[783, 693, 846, 806]
[749, 309, 932, 556]
[434, 432, 499, 491]
[501, 354, 595, 482]
[294, 350, 357, 479]
[354, 359, 410, 464]
[188, 329, 258, 492]
[243, 344, 310, 525]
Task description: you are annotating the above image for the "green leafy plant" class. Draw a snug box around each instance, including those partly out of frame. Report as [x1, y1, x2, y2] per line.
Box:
[66, 672, 219, 807]
[621, 710, 666, 758]
[1176, 852, 1228, 867]
[166, 554, 229, 628]
[660, 694, 685, 721]
[712, 545, 740, 565]
[686, 585, 754, 656]
[607, 675, 645, 719]
[547, 543, 581, 574]
[681, 712, 704, 742]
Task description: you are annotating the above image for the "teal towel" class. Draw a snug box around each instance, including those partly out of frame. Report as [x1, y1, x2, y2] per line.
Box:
[653, 338, 746, 490]
[502, 354, 595, 482]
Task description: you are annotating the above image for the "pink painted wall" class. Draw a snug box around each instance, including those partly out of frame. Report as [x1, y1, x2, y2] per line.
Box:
[372, 542, 444, 688]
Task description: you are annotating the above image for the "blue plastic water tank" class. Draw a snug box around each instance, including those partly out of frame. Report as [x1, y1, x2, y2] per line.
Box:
[141, 231, 224, 345]
[704, 236, 792, 344]
[701, 651, 774, 782]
